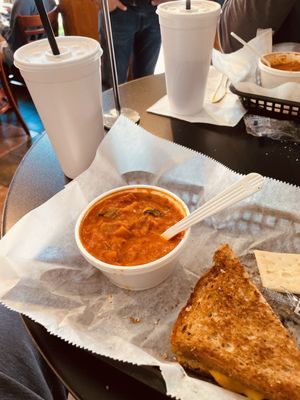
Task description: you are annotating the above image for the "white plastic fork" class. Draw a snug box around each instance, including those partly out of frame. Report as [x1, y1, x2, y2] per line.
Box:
[161, 173, 264, 240]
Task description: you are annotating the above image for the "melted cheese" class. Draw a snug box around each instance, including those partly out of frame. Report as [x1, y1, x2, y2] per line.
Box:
[210, 370, 265, 400]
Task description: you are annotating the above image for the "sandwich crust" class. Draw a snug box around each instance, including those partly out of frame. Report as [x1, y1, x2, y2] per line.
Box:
[171, 244, 300, 400]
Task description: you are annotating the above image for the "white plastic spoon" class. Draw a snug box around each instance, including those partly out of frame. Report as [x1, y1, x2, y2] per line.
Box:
[230, 32, 271, 67]
[162, 173, 264, 240]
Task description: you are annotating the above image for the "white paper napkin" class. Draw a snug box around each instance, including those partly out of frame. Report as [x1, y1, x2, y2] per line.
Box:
[213, 29, 300, 103]
[212, 29, 273, 84]
[148, 66, 246, 127]
[0, 116, 299, 400]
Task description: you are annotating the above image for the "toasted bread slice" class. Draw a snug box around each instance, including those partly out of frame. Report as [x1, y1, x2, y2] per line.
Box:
[171, 244, 300, 400]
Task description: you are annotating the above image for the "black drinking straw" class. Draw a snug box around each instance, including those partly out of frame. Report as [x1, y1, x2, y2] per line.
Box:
[34, 0, 60, 55]
[186, 0, 191, 9]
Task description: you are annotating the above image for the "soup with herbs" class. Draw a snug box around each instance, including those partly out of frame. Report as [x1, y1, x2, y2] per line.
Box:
[79, 188, 186, 266]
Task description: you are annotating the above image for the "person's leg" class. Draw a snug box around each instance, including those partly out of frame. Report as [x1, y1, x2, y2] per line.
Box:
[99, 7, 137, 89]
[132, 4, 161, 79]
[0, 304, 67, 400]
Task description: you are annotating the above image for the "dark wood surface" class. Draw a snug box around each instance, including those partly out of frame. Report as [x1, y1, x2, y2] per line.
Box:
[1, 74, 300, 400]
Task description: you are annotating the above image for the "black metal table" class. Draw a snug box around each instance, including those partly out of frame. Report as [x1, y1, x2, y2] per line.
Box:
[1, 74, 299, 399]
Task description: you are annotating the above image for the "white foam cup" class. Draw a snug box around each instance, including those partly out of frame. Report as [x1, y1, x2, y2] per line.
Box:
[14, 36, 104, 179]
[157, 0, 220, 115]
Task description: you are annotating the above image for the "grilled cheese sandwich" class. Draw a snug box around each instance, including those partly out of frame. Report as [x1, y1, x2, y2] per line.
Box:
[170, 244, 300, 400]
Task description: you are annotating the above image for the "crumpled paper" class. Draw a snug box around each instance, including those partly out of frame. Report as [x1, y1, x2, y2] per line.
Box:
[148, 66, 246, 127]
[213, 29, 300, 103]
[0, 116, 299, 400]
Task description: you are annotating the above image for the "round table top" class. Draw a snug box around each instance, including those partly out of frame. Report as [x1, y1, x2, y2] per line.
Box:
[2, 73, 299, 400]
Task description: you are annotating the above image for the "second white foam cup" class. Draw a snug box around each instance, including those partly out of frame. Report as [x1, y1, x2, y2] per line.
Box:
[14, 36, 104, 179]
[157, 0, 220, 115]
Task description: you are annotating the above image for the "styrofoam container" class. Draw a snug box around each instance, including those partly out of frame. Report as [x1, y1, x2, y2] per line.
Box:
[75, 185, 190, 290]
[157, 0, 220, 115]
[14, 36, 104, 179]
[259, 52, 300, 88]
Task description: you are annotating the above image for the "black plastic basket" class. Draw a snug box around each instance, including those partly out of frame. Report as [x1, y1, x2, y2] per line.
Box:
[230, 83, 300, 121]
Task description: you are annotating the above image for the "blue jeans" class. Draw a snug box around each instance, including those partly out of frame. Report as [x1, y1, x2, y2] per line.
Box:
[0, 305, 67, 399]
[99, 2, 161, 90]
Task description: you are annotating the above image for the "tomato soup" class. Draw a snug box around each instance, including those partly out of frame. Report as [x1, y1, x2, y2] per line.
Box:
[79, 188, 186, 266]
[272, 61, 300, 71]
